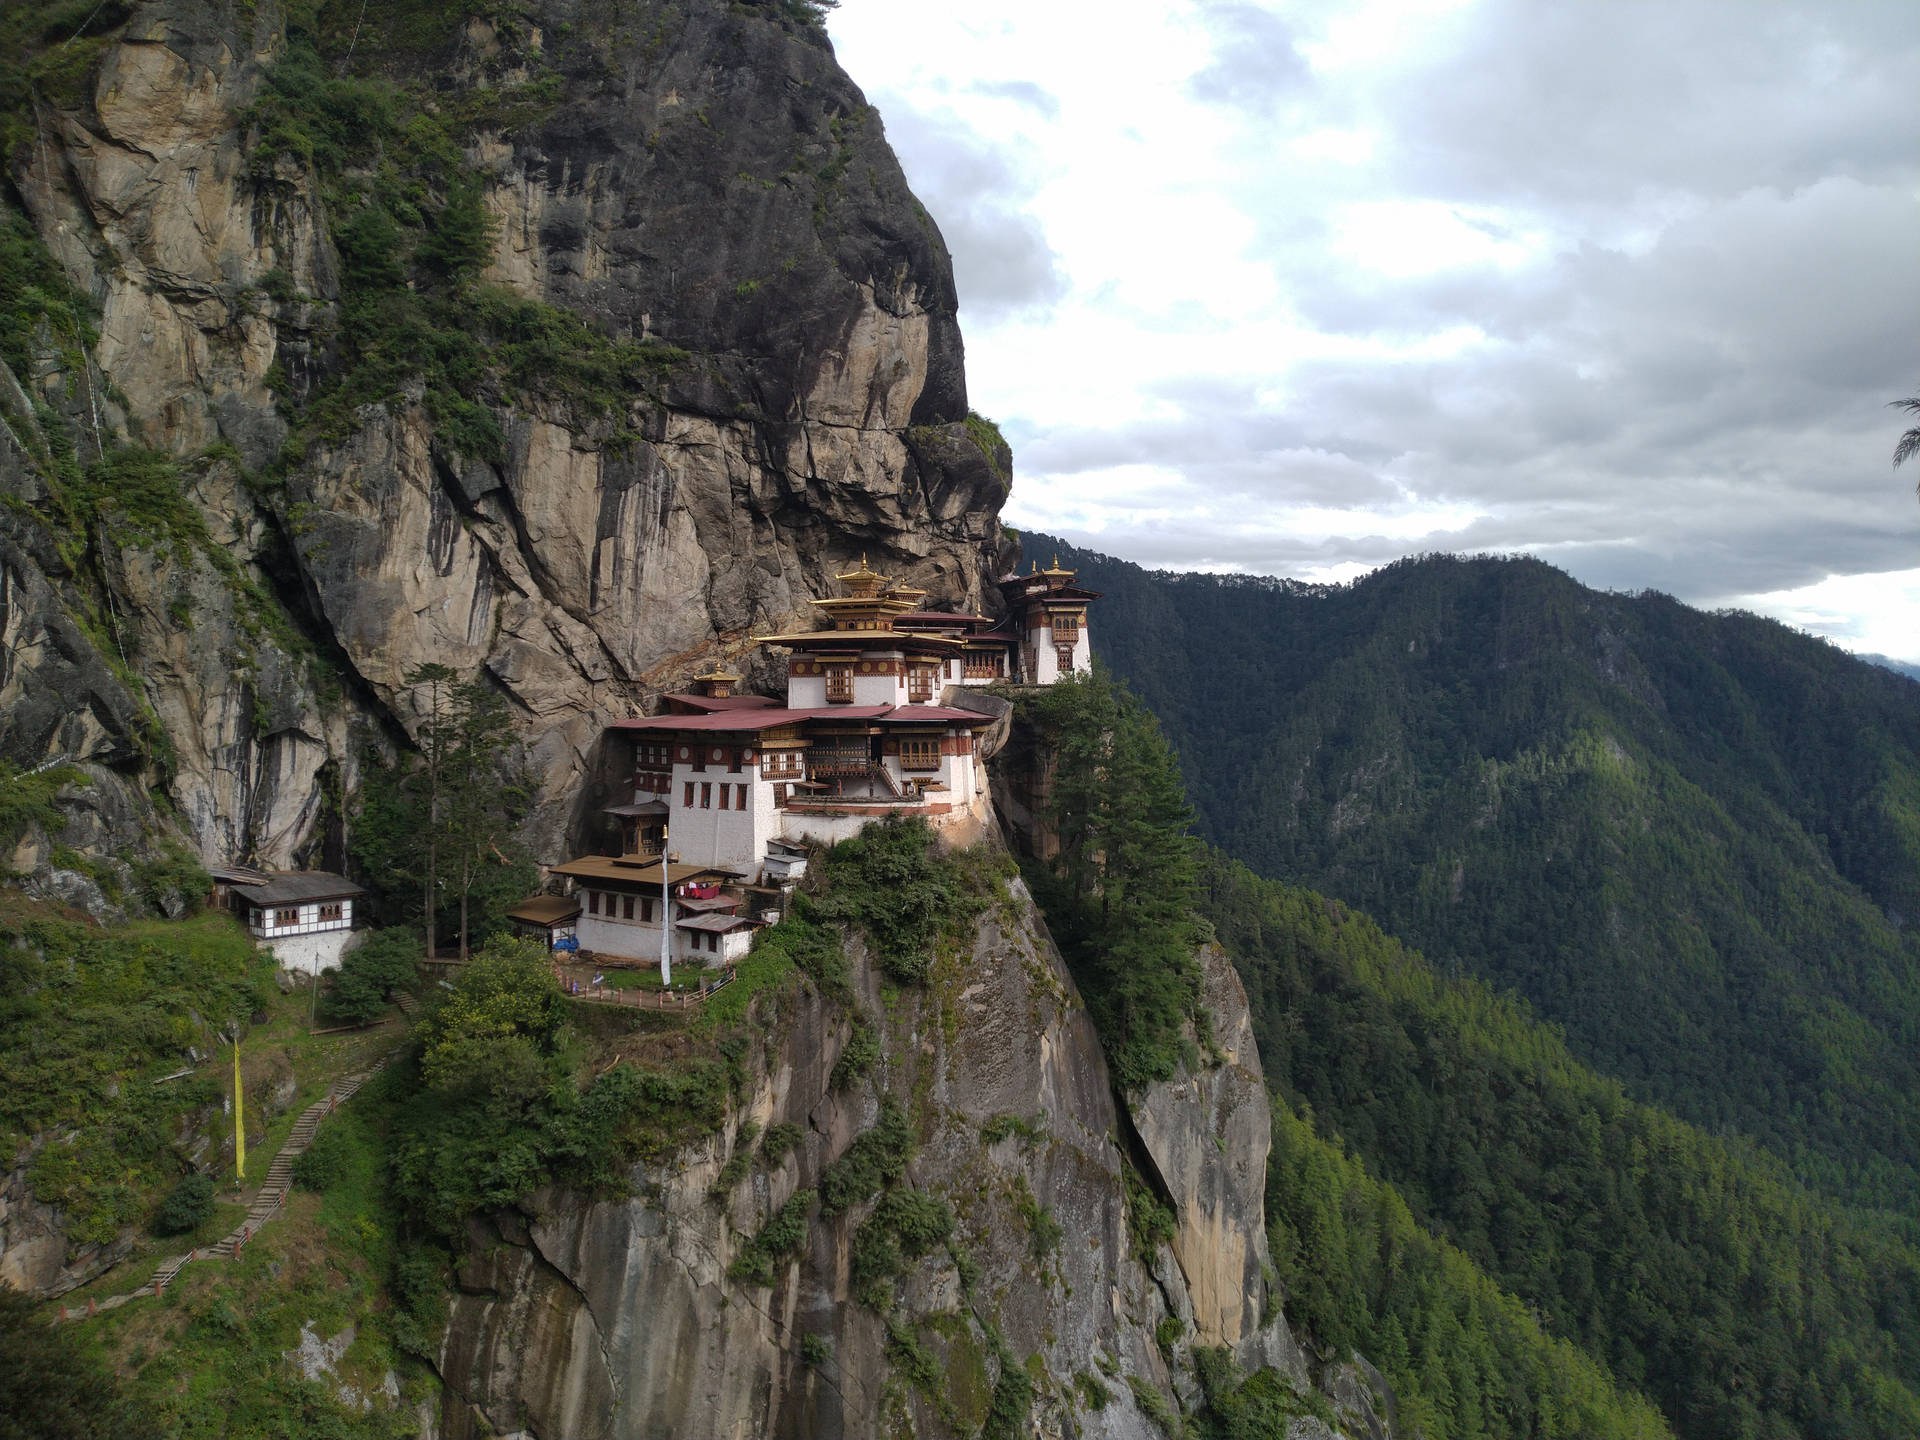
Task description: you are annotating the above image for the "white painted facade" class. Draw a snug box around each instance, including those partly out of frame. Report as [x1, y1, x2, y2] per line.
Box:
[574, 898, 743, 968]
[660, 746, 781, 874]
[1026, 614, 1091, 685]
[264, 926, 366, 976]
[247, 896, 357, 939]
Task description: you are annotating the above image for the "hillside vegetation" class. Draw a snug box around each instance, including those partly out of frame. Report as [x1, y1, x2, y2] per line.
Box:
[1204, 855, 1920, 1440]
[1014, 676, 1681, 1440]
[1029, 536, 1920, 1216]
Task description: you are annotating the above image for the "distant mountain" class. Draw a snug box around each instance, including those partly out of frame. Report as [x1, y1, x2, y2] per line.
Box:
[1860, 652, 1920, 683]
[1025, 535, 1920, 1213]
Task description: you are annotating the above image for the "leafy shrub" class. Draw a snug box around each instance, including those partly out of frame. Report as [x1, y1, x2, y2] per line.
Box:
[0, 760, 84, 854]
[815, 818, 1001, 984]
[980, 1112, 1044, 1147]
[292, 1124, 353, 1193]
[1123, 1160, 1176, 1260]
[710, 1151, 751, 1199]
[799, 1333, 830, 1369]
[153, 1172, 214, 1235]
[130, 842, 210, 917]
[323, 927, 420, 1026]
[0, 1287, 158, 1439]
[830, 1015, 878, 1091]
[1073, 1370, 1111, 1411]
[1154, 1314, 1183, 1358]
[982, 1360, 1035, 1440]
[818, 1101, 913, 1216]
[760, 1121, 804, 1167]
[1012, 1176, 1061, 1265]
[728, 1188, 816, 1287]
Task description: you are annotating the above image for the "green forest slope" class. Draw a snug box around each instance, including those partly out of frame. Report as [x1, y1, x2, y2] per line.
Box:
[1023, 536, 1920, 1215]
[1203, 854, 1920, 1440]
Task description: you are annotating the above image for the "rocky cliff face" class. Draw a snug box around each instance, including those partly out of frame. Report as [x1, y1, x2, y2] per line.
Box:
[2, 0, 1013, 871]
[433, 863, 1389, 1440]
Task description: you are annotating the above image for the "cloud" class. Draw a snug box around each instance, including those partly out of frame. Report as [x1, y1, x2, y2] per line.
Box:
[967, 79, 1060, 119]
[1186, 2, 1311, 113]
[829, 0, 1920, 655]
[864, 100, 1066, 320]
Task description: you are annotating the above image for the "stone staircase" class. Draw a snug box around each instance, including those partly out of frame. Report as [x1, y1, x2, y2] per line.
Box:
[205, 1060, 386, 1258]
[57, 1050, 395, 1321]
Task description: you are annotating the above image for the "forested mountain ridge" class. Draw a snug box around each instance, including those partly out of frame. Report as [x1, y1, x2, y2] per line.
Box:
[1204, 853, 1920, 1440]
[1024, 536, 1920, 1214]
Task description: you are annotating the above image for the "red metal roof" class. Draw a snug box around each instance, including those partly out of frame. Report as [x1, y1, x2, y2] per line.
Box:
[611, 702, 990, 733]
[611, 707, 891, 732]
[662, 693, 780, 713]
[873, 705, 993, 725]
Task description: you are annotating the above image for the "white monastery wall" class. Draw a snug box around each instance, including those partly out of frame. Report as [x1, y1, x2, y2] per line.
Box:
[267, 927, 365, 977]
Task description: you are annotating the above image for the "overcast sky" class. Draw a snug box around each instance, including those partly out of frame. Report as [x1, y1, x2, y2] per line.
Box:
[827, 0, 1920, 660]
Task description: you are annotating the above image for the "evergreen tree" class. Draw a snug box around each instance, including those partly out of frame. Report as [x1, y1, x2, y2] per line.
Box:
[1022, 669, 1203, 1088]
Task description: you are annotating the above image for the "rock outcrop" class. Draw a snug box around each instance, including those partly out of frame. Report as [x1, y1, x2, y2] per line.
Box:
[2, 0, 1014, 868]
[434, 862, 1351, 1439]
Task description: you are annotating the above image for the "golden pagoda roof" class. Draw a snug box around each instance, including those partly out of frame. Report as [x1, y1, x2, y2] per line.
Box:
[834, 553, 891, 597]
[693, 667, 742, 684]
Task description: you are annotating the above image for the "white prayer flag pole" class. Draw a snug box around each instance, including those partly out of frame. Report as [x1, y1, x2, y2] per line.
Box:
[660, 834, 672, 987]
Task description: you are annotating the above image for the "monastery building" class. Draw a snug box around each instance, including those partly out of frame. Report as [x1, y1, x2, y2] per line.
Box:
[520, 557, 1099, 970]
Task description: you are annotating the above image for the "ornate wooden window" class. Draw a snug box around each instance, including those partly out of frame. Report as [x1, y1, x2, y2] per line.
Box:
[736, 783, 749, 810]
[825, 665, 852, 702]
[588, 891, 601, 915]
[683, 781, 695, 807]
[275, 908, 299, 927]
[622, 894, 635, 920]
[1056, 644, 1075, 674]
[900, 736, 941, 771]
[700, 782, 712, 809]
[318, 902, 343, 923]
[1051, 611, 1080, 637]
[642, 897, 656, 922]
[909, 667, 934, 702]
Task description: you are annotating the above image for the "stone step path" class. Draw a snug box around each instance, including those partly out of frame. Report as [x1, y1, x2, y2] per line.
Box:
[56, 1051, 395, 1323]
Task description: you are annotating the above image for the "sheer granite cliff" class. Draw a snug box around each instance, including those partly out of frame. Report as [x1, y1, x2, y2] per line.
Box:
[434, 860, 1391, 1440]
[2, 0, 1013, 872]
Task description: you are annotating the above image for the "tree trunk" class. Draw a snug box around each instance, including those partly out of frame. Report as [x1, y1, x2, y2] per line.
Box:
[424, 845, 436, 961]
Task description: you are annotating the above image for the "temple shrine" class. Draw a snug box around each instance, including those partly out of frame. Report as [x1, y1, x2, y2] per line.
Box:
[516, 555, 1098, 970]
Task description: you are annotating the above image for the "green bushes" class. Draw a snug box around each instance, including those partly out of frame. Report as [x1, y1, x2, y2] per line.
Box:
[813, 818, 1007, 984]
[0, 1287, 158, 1440]
[830, 1015, 879, 1091]
[727, 1188, 817, 1287]
[979, 1112, 1044, 1147]
[387, 935, 736, 1237]
[291, 1124, 354, 1193]
[760, 1121, 804, 1167]
[0, 760, 84, 854]
[1122, 1160, 1176, 1260]
[1018, 671, 1204, 1089]
[153, 1172, 215, 1235]
[849, 1188, 953, 1304]
[323, 928, 420, 1026]
[818, 1100, 913, 1216]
